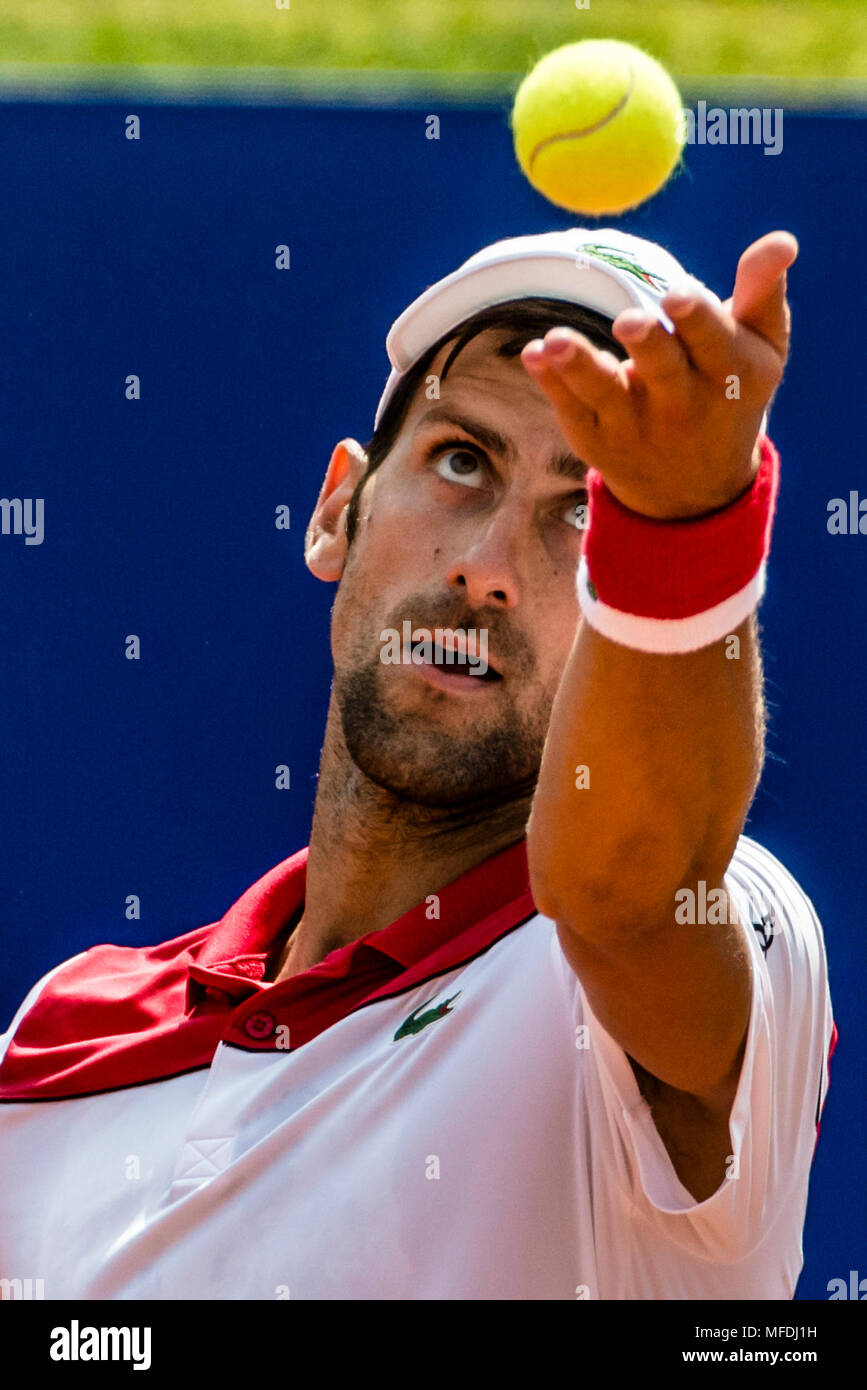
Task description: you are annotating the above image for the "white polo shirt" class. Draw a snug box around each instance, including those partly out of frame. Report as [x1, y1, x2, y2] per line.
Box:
[0, 833, 835, 1300]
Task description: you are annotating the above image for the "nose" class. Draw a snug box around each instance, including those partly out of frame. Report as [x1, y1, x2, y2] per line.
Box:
[443, 505, 525, 611]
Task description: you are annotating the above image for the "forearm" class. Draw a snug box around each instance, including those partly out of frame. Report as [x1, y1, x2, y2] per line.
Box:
[527, 612, 765, 938]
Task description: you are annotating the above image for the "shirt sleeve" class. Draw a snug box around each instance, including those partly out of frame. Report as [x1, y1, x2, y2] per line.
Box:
[578, 834, 835, 1262]
[0, 954, 89, 1071]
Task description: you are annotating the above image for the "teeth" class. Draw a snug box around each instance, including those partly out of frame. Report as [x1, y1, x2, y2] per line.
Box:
[434, 644, 485, 672]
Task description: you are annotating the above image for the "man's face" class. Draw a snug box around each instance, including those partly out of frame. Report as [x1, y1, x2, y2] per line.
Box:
[329, 329, 589, 808]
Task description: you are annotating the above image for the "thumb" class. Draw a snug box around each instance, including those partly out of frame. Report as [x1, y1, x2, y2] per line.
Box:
[725, 231, 798, 358]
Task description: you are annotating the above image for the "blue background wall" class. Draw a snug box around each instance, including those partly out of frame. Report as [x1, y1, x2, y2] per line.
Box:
[0, 95, 864, 1298]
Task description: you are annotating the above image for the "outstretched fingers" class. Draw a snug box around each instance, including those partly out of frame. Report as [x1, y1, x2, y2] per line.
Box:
[521, 328, 630, 448]
[612, 310, 689, 386]
[660, 289, 740, 380]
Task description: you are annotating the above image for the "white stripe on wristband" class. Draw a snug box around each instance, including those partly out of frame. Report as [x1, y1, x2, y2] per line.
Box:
[576, 555, 768, 654]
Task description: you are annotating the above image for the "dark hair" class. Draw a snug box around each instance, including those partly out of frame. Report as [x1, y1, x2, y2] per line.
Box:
[345, 298, 627, 547]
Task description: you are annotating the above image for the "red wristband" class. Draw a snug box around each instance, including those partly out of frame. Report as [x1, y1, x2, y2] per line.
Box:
[577, 436, 780, 652]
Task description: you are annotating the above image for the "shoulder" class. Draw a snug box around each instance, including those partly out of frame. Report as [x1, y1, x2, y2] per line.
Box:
[0, 953, 90, 1069]
[0, 922, 216, 1099]
[724, 833, 829, 988]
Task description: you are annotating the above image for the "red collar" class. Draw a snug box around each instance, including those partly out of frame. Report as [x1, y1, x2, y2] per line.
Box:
[1, 837, 536, 1101]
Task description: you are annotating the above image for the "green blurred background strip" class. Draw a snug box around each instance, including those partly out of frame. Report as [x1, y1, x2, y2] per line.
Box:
[0, 0, 864, 88]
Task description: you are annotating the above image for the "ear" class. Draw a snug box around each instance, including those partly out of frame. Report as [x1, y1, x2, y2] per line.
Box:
[305, 438, 369, 582]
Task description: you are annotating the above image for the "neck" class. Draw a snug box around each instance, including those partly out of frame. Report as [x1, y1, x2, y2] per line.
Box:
[270, 697, 532, 980]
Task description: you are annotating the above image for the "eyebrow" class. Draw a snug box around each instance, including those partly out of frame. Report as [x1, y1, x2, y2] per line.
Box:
[416, 405, 588, 484]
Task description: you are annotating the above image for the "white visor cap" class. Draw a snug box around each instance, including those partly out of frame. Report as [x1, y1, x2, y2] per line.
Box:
[373, 227, 722, 429]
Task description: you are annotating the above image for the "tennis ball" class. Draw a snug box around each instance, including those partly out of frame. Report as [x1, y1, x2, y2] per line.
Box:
[511, 39, 686, 216]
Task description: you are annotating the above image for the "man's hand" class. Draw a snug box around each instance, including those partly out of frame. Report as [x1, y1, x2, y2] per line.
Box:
[521, 230, 797, 519]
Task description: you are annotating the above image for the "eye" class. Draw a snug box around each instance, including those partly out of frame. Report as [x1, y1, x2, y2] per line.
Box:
[561, 493, 589, 530]
[432, 446, 486, 490]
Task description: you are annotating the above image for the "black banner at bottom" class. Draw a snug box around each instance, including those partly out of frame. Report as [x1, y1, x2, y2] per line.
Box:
[1, 1298, 860, 1375]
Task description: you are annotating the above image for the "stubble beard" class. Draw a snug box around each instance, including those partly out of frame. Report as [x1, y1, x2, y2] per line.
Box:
[334, 652, 553, 811]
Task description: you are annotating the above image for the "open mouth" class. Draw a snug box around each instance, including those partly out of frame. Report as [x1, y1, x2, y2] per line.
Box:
[427, 642, 501, 682]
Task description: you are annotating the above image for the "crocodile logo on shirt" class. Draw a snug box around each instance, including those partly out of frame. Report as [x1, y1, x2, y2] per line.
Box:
[393, 991, 462, 1041]
[580, 243, 670, 292]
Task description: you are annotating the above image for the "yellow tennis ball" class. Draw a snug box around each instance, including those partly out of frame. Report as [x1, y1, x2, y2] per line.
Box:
[511, 39, 686, 216]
